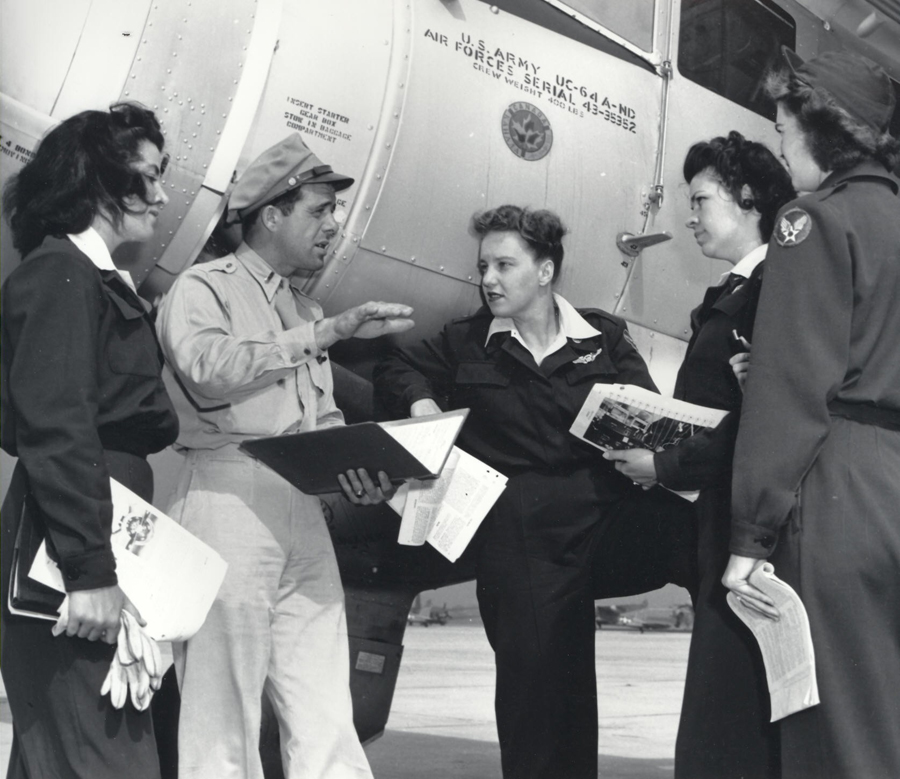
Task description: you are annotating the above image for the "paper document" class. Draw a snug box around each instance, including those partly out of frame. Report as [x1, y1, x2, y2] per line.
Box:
[379, 412, 468, 475]
[570, 383, 727, 452]
[29, 478, 228, 642]
[569, 384, 728, 502]
[727, 562, 820, 722]
[389, 447, 507, 562]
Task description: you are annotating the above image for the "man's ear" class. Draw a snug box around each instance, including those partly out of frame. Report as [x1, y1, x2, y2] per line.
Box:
[261, 204, 281, 232]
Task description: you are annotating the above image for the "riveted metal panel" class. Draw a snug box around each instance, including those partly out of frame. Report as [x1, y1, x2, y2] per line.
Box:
[115, 0, 266, 285]
[51, 0, 153, 120]
[358, 0, 661, 320]
[236, 0, 397, 306]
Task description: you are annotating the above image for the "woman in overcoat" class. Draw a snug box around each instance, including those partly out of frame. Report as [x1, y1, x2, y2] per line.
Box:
[723, 47, 900, 779]
[1, 103, 177, 779]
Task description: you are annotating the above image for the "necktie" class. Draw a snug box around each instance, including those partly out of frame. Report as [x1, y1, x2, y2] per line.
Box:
[274, 278, 302, 329]
[725, 273, 744, 294]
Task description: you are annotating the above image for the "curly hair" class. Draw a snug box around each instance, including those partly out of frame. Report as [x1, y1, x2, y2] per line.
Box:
[684, 131, 796, 242]
[472, 205, 567, 281]
[2, 102, 166, 256]
[765, 68, 899, 173]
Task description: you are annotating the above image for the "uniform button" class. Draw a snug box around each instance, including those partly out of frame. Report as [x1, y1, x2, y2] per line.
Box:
[277, 378, 285, 386]
[304, 348, 311, 355]
[754, 535, 775, 549]
[65, 569, 82, 581]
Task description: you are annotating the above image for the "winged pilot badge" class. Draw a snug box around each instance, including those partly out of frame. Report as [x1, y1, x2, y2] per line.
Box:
[573, 348, 603, 365]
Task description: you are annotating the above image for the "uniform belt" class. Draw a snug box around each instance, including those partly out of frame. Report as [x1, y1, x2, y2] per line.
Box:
[827, 399, 900, 431]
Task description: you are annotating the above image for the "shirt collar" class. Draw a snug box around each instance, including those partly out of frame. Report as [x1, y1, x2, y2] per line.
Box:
[235, 242, 288, 303]
[485, 293, 602, 347]
[719, 243, 767, 284]
[67, 227, 137, 293]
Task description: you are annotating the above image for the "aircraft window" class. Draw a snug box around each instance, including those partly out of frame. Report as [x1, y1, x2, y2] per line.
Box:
[479, 0, 657, 74]
[678, 0, 796, 120]
[555, 0, 656, 53]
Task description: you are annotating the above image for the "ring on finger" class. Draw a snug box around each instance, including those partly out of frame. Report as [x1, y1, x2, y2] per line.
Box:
[354, 489, 364, 498]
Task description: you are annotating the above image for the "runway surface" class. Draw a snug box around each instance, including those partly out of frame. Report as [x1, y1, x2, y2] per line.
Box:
[0, 624, 690, 777]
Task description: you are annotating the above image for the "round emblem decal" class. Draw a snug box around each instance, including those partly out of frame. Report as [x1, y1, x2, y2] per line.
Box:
[774, 208, 813, 247]
[501, 102, 553, 161]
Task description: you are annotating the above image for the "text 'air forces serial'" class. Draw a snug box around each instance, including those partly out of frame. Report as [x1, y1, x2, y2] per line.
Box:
[3, 0, 900, 771]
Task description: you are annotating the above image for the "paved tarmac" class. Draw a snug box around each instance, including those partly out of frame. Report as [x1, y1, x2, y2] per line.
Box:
[1, 624, 690, 777]
[367, 624, 690, 778]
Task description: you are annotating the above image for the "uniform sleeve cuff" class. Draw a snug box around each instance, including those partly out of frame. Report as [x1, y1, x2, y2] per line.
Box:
[653, 449, 681, 489]
[729, 519, 778, 559]
[276, 321, 319, 365]
[59, 548, 118, 592]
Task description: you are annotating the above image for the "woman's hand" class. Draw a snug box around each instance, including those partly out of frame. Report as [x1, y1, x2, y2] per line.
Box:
[61, 586, 145, 644]
[730, 351, 751, 393]
[721, 554, 780, 620]
[338, 468, 397, 506]
[602, 448, 658, 487]
[410, 398, 442, 418]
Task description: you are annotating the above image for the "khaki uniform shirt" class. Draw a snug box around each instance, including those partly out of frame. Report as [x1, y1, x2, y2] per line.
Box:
[156, 243, 343, 451]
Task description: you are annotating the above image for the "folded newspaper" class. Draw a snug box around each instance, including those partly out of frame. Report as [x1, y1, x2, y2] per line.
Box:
[388, 446, 507, 562]
[28, 478, 228, 642]
[570, 383, 728, 452]
[726, 562, 820, 722]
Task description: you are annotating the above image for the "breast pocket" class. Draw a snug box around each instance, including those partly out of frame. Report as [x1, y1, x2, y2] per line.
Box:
[106, 291, 161, 378]
[454, 361, 512, 388]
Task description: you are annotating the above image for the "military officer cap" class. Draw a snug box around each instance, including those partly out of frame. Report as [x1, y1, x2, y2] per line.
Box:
[781, 46, 895, 134]
[226, 133, 354, 224]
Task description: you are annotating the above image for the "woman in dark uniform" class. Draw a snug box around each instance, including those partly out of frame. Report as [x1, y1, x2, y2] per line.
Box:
[605, 132, 794, 779]
[374, 205, 698, 779]
[0, 103, 178, 779]
[724, 48, 900, 779]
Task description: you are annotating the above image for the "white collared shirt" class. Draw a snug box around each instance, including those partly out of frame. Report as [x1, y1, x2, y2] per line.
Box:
[485, 293, 602, 366]
[67, 227, 137, 293]
[718, 243, 767, 285]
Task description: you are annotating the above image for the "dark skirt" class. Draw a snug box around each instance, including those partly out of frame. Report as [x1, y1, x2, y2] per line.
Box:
[674, 485, 780, 779]
[1, 451, 162, 779]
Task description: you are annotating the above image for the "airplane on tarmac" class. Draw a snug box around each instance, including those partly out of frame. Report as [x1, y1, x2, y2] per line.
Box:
[596, 600, 694, 632]
[407, 595, 451, 626]
[3, 1, 900, 775]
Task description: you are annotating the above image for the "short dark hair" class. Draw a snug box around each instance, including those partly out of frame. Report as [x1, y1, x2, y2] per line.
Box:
[684, 131, 796, 242]
[765, 68, 900, 173]
[472, 205, 567, 281]
[240, 184, 308, 234]
[2, 102, 166, 256]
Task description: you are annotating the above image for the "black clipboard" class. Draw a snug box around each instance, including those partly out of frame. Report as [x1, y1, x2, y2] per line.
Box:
[239, 409, 469, 495]
[8, 497, 65, 621]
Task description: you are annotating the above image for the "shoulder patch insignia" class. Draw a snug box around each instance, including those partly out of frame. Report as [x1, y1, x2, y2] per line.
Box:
[775, 208, 812, 247]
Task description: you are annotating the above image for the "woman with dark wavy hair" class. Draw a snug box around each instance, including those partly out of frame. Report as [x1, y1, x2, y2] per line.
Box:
[722, 47, 900, 779]
[375, 205, 699, 779]
[606, 131, 795, 779]
[1, 103, 177, 779]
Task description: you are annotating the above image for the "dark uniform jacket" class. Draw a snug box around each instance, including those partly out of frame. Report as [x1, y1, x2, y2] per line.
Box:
[731, 162, 900, 557]
[654, 264, 763, 492]
[1, 237, 178, 590]
[374, 304, 657, 487]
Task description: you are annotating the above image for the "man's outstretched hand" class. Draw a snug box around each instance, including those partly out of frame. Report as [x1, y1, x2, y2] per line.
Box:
[316, 302, 414, 349]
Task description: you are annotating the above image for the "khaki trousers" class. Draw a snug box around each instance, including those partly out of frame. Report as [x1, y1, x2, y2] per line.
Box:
[166, 447, 371, 779]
